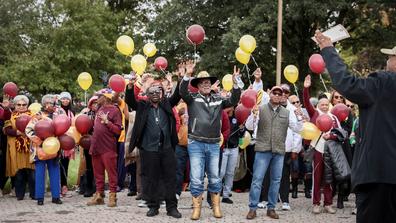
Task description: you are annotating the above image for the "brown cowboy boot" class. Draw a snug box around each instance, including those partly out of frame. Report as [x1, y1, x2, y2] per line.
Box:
[107, 192, 117, 207]
[191, 195, 202, 220]
[211, 193, 223, 218]
[87, 192, 105, 206]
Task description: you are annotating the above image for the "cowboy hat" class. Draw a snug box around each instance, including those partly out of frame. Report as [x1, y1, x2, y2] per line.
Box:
[190, 71, 218, 88]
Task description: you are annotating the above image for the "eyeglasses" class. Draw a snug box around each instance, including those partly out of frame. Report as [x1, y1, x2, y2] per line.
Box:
[347, 104, 354, 108]
[16, 103, 27, 107]
[334, 95, 344, 100]
[282, 91, 290, 95]
[291, 101, 300, 105]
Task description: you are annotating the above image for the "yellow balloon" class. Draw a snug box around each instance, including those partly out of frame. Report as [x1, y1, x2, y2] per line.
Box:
[240, 131, 252, 149]
[66, 126, 81, 144]
[283, 65, 299, 84]
[42, 137, 60, 155]
[300, 122, 321, 140]
[143, 43, 157, 58]
[221, 74, 233, 91]
[239, 35, 256, 53]
[77, 72, 92, 90]
[28, 103, 42, 114]
[257, 89, 264, 105]
[219, 133, 224, 146]
[130, 54, 147, 75]
[116, 35, 134, 56]
[235, 48, 251, 65]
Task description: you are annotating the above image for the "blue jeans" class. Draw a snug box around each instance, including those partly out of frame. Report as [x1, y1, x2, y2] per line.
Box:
[175, 145, 189, 195]
[249, 151, 284, 210]
[188, 139, 222, 197]
[35, 158, 60, 200]
[220, 147, 239, 198]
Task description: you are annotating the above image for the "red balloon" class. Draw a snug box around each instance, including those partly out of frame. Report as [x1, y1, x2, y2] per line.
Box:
[308, 54, 326, 74]
[109, 74, 126, 93]
[235, 104, 251, 124]
[186, 24, 205, 45]
[79, 135, 91, 150]
[3, 82, 18, 98]
[316, 114, 333, 132]
[34, 119, 55, 140]
[75, 114, 93, 135]
[154, 57, 168, 71]
[188, 81, 199, 93]
[241, 89, 257, 109]
[58, 134, 76, 151]
[15, 114, 32, 132]
[53, 114, 71, 136]
[331, 103, 350, 122]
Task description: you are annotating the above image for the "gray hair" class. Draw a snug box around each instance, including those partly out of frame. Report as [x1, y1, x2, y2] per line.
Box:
[41, 94, 56, 105]
[13, 95, 29, 105]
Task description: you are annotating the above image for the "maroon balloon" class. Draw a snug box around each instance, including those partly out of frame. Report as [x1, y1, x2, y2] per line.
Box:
[154, 57, 168, 71]
[331, 103, 350, 122]
[109, 74, 126, 93]
[316, 114, 333, 132]
[0, 107, 4, 120]
[34, 119, 55, 140]
[15, 114, 32, 132]
[186, 24, 205, 45]
[79, 135, 91, 150]
[3, 82, 18, 98]
[188, 81, 199, 93]
[53, 114, 71, 136]
[308, 54, 326, 74]
[241, 89, 257, 109]
[75, 114, 93, 135]
[235, 104, 251, 124]
[58, 134, 76, 151]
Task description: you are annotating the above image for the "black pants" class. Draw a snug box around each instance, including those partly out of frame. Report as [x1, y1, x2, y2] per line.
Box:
[141, 148, 177, 211]
[14, 168, 35, 199]
[127, 163, 137, 192]
[356, 183, 396, 223]
[60, 156, 70, 187]
[279, 152, 291, 203]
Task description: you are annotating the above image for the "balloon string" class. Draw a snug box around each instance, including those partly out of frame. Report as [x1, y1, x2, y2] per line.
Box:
[84, 91, 87, 107]
[245, 64, 252, 86]
[293, 83, 300, 99]
[251, 55, 259, 68]
[194, 44, 197, 64]
[160, 68, 167, 76]
[319, 74, 329, 92]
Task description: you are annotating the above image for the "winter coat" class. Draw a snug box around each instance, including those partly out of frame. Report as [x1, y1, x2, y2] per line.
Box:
[324, 128, 351, 184]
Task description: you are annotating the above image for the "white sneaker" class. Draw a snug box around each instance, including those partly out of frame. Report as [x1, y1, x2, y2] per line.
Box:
[257, 201, 267, 209]
[160, 201, 166, 208]
[282, 202, 291, 211]
[138, 200, 147, 208]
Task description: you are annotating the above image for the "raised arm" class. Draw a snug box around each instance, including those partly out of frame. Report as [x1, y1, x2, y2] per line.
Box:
[168, 80, 181, 107]
[125, 81, 138, 111]
[302, 75, 316, 118]
[222, 66, 242, 108]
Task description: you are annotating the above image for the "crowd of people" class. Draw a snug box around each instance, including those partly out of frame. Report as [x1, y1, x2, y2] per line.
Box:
[0, 31, 395, 222]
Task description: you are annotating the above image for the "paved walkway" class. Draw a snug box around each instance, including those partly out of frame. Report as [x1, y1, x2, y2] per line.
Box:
[0, 190, 356, 222]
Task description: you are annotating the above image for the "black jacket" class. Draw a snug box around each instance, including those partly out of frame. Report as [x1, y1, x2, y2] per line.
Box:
[180, 78, 241, 143]
[322, 47, 396, 189]
[225, 114, 245, 149]
[324, 128, 351, 184]
[125, 81, 181, 152]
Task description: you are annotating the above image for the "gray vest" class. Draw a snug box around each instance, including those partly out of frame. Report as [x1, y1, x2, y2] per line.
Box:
[255, 104, 290, 155]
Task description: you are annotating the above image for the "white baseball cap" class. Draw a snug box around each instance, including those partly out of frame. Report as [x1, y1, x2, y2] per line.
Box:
[380, 46, 396, 56]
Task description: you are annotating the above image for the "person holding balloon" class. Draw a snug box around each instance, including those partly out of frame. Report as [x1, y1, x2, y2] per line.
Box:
[179, 62, 241, 220]
[245, 86, 303, 220]
[303, 75, 340, 214]
[87, 89, 122, 208]
[25, 94, 65, 205]
[3, 95, 35, 200]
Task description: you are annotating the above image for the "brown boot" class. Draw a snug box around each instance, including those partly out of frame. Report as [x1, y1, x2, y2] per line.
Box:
[267, 209, 279, 219]
[211, 193, 223, 218]
[107, 192, 117, 207]
[87, 192, 105, 206]
[246, 210, 257, 220]
[191, 195, 202, 220]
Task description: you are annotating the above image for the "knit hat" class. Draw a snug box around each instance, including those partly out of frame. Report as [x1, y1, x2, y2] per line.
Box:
[59, 92, 72, 101]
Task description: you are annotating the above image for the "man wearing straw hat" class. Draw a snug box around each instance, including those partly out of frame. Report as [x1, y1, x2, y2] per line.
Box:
[180, 62, 241, 220]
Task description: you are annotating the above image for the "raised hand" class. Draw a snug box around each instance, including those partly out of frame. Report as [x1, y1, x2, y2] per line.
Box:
[185, 60, 196, 77]
[177, 62, 186, 78]
[232, 65, 241, 83]
[211, 80, 220, 93]
[314, 30, 333, 50]
[304, 75, 311, 88]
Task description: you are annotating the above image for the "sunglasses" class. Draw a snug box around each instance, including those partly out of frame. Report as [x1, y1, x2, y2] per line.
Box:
[291, 101, 300, 105]
[334, 95, 344, 100]
[16, 103, 27, 107]
[272, 92, 283, 96]
[347, 104, 354, 108]
[148, 87, 162, 95]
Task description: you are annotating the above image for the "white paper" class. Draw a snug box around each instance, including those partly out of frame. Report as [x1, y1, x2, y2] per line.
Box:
[311, 24, 350, 43]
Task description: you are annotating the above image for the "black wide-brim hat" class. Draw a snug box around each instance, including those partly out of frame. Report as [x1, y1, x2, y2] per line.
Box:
[190, 71, 218, 88]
